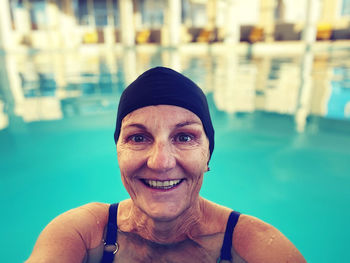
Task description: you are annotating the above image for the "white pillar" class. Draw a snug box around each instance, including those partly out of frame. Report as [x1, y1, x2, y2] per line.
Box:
[0, 54, 24, 109]
[302, 0, 320, 45]
[123, 49, 137, 85]
[0, 0, 13, 50]
[52, 52, 66, 90]
[295, 50, 314, 132]
[0, 55, 15, 130]
[224, 0, 240, 44]
[295, 0, 320, 132]
[13, 5, 31, 34]
[46, 1, 59, 30]
[104, 0, 116, 46]
[12, 2, 32, 47]
[46, 1, 61, 49]
[207, 0, 217, 30]
[60, 0, 79, 49]
[0, 99, 9, 130]
[119, 0, 135, 46]
[214, 48, 255, 113]
[259, 0, 275, 42]
[133, 0, 142, 30]
[167, 0, 181, 47]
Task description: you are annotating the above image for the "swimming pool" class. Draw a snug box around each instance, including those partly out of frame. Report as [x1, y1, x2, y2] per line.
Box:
[1, 44, 349, 262]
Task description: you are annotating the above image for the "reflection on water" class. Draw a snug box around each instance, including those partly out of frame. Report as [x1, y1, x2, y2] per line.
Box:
[1, 46, 350, 263]
[1, 45, 350, 131]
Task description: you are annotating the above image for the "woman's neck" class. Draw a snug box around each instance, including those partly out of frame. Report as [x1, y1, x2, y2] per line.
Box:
[123, 198, 205, 244]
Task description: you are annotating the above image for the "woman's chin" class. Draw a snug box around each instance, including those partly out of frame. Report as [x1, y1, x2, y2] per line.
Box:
[146, 206, 181, 222]
[131, 180, 191, 220]
[144, 203, 184, 222]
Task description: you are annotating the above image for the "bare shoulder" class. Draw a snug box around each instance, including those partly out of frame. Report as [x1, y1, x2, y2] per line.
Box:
[47, 202, 110, 245]
[26, 202, 110, 263]
[233, 215, 306, 263]
[76, 202, 110, 223]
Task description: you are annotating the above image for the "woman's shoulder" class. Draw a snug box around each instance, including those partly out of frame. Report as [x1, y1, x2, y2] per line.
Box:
[233, 214, 306, 263]
[199, 198, 233, 233]
[62, 202, 112, 242]
[26, 202, 111, 262]
[47, 202, 111, 241]
[53, 202, 110, 225]
[74, 202, 110, 218]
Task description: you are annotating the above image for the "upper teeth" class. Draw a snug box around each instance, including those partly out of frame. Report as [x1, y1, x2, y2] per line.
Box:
[145, 179, 181, 188]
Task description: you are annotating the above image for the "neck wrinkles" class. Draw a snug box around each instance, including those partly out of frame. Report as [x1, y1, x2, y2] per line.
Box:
[127, 198, 204, 244]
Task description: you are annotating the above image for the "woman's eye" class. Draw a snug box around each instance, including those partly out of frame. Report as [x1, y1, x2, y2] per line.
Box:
[129, 134, 146, 143]
[176, 134, 193, 142]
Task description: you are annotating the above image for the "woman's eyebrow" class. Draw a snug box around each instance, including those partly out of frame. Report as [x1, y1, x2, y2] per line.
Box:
[175, 121, 202, 128]
[123, 121, 201, 130]
[123, 123, 147, 130]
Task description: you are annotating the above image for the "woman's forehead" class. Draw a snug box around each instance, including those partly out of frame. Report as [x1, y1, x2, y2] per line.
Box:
[121, 105, 202, 127]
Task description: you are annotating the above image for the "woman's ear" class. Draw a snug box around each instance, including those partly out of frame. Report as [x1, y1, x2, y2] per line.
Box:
[206, 152, 210, 172]
[206, 157, 211, 172]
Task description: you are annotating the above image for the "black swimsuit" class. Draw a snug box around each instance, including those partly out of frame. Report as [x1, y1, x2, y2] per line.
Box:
[101, 203, 241, 263]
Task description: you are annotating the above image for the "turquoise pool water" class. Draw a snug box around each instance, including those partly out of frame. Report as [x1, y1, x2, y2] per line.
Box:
[1, 46, 350, 262]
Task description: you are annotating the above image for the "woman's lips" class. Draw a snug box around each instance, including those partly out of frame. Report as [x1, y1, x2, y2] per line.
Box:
[140, 179, 184, 190]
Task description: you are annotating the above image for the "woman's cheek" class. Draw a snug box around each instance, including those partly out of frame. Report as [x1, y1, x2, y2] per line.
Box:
[119, 149, 146, 173]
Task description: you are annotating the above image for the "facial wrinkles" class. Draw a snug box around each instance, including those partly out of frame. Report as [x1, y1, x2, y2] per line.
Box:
[118, 123, 208, 177]
[124, 176, 205, 235]
[117, 106, 210, 218]
[118, 123, 208, 181]
[120, 108, 206, 153]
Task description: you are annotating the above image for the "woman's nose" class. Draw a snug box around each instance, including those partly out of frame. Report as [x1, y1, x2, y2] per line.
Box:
[147, 141, 176, 172]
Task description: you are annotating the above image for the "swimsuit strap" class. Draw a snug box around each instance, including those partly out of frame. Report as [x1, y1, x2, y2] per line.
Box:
[219, 211, 241, 262]
[101, 204, 240, 263]
[101, 203, 119, 263]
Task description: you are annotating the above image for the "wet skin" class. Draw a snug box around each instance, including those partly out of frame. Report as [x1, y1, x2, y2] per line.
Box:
[25, 106, 307, 263]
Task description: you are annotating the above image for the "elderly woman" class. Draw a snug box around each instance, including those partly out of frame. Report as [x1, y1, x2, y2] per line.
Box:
[27, 67, 305, 263]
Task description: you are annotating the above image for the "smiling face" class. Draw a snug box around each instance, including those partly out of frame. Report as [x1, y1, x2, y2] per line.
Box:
[117, 105, 210, 222]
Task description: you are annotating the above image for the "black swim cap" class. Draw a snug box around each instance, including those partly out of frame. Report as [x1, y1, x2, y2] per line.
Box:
[114, 66, 215, 158]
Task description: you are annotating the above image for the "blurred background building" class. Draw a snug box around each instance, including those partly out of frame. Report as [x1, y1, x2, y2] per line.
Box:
[0, 0, 350, 50]
[1, 2, 350, 263]
[1, 0, 350, 131]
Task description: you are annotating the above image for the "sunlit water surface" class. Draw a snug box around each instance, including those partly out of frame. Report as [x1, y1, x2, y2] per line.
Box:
[0, 46, 349, 262]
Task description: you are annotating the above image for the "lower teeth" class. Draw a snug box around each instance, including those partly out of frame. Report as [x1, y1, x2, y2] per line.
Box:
[146, 181, 181, 189]
[151, 185, 175, 190]
[158, 186, 173, 190]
